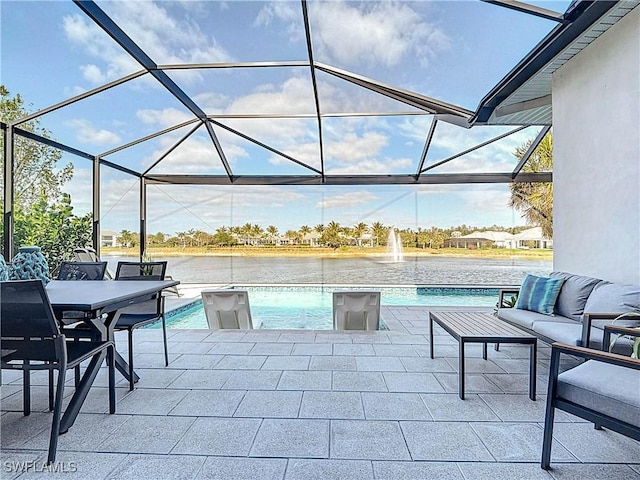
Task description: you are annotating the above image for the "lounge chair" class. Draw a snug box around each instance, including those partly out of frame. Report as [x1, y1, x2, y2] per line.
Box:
[201, 290, 253, 329]
[541, 325, 640, 470]
[333, 291, 381, 330]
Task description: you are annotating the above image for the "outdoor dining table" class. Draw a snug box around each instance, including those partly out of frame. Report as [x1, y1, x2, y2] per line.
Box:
[45, 278, 179, 432]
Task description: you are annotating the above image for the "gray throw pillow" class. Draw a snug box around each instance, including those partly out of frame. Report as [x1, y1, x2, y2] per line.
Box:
[550, 272, 602, 321]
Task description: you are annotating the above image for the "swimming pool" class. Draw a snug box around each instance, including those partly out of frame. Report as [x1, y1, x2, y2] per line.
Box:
[164, 285, 501, 330]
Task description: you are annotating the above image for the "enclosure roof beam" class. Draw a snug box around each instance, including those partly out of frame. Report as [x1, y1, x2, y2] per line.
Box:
[142, 121, 204, 177]
[415, 118, 438, 180]
[145, 172, 552, 186]
[512, 125, 551, 178]
[481, 0, 567, 23]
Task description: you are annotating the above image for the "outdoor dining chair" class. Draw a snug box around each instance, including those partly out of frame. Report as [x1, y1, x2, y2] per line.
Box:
[333, 291, 381, 330]
[114, 261, 169, 390]
[0, 280, 115, 464]
[72, 247, 113, 279]
[57, 261, 107, 281]
[201, 290, 254, 329]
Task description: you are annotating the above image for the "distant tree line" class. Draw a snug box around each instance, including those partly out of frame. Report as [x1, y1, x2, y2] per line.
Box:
[116, 223, 534, 250]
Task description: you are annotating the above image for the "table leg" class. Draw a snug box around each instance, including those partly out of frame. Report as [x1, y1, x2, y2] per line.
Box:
[459, 341, 465, 400]
[429, 315, 435, 359]
[59, 351, 106, 433]
[114, 351, 140, 384]
[529, 341, 537, 401]
[483, 342, 488, 360]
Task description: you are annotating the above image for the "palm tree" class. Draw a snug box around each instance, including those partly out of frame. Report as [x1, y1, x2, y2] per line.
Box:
[352, 222, 368, 246]
[266, 225, 279, 242]
[371, 222, 386, 247]
[510, 133, 553, 238]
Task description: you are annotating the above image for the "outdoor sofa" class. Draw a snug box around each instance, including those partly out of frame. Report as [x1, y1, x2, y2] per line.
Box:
[496, 271, 640, 353]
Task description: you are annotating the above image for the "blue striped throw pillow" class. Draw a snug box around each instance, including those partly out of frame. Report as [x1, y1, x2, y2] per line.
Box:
[515, 274, 564, 315]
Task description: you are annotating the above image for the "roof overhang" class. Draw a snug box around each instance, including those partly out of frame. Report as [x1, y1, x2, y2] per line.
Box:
[474, 1, 639, 126]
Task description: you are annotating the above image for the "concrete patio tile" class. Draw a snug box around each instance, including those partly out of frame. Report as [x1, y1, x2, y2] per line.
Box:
[115, 388, 188, 415]
[434, 373, 503, 394]
[629, 464, 640, 475]
[206, 331, 246, 343]
[350, 333, 391, 344]
[240, 333, 283, 343]
[234, 390, 302, 418]
[277, 371, 332, 391]
[0, 386, 72, 414]
[249, 343, 294, 355]
[168, 354, 223, 369]
[362, 393, 432, 421]
[61, 385, 131, 415]
[0, 451, 45, 480]
[420, 393, 500, 422]
[373, 461, 465, 480]
[544, 464, 640, 480]
[133, 353, 181, 368]
[331, 420, 410, 460]
[292, 344, 333, 356]
[262, 356, 310, 370]
[196, 457, 287, 480]
[11, 451, 128, 480]
[222, 370, 282, 390]
[108, 454, 206, 480]
[169, 390, 245, 417]
[167, 369, 233, 389]
[400, 357, 456, 373]
[332, 372, 387, 392]
[168, 341, 215, 355]
[98, 415, 195, 454]
[387, 333, 428, 345]
[172, 417, 261, 456]
[208, 342, 255, 355]
[548, 423, 640, 463]
[1, 412, 54, 449]
[250, 419, 330, 458]
[382, 372, 445, 393]
[332, 344, 375, 356]
[278, 333, 317, 343]
[355, 356, 405, 372]
[372, 345, 419, 357]
[213, 355, 267, 370]
[285, 459, 374, 480]
[491, 358, 538, 374]
[123, 367, 186, 389]
[21, 412, 131, 452]
[471, 423, 576, 462]
[165, 330, 213, 343]
[400, 421, 493, 461]
[315, 334, 353, 344]
[478, 394, 549, 422]
[483, 372, 549, 395]
[309, 356, 357, 371]
[456, 462, 553, 479]
[444, 357, 508, 374]
[299, 391, 364, 419]
[0, 384, 22, 400]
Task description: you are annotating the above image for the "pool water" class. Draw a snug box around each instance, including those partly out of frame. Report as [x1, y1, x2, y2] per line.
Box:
[164, 286, 500, 330]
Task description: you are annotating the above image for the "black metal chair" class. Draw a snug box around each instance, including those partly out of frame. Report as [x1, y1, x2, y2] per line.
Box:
[114, 261, 168, 390]
[57, 261, 107, 281]
[541, 327, 640, 470]
[0, 280, 115, 464]
[72, 247, 113, 279]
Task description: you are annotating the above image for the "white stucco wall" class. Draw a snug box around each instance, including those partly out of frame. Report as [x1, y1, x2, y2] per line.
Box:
[552, 6, 640, 284]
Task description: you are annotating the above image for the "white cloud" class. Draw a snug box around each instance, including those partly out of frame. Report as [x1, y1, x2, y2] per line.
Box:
[325, 132, 388, 164]
[68, 119, 121, 145]
[308, 1, 449, 68]
[317, 190, 379, 209]
[136, 108, 195, 128]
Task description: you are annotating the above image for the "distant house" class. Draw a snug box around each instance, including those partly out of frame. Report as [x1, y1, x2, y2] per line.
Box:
[100, 230, 118, 247]
[444, 227, 552, 249]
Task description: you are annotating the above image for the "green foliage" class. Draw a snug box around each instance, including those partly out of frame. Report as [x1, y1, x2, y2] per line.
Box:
[13, 193, 92, 275]
[608, 312, 640, 359]
[510, 132, 553, 237]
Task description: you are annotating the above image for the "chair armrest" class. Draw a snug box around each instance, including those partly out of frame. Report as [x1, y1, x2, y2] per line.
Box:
[498, 288, 520, 307]
[581, 312, 626, 347]
[602, 324, 640, 353]
[550, 342, 640, 370]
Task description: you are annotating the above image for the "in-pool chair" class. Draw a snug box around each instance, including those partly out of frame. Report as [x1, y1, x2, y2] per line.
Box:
[201, 290, 254, 329]
[333, 291, 381, 330]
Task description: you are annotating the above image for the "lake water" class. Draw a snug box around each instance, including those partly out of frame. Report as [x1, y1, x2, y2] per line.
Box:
[103, 254, 552, 286]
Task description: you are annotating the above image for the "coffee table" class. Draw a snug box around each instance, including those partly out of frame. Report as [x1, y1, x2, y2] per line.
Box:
[429, 311, 537, 400]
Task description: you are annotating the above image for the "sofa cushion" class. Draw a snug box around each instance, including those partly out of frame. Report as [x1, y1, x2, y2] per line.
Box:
[583, 282, 640, 328]
[497, 308, 574, 331]
[550, 272, 601, 321]
[533, 321, 601, 348]
[557, 361, 640, 428]
[515, 274, 564, 315]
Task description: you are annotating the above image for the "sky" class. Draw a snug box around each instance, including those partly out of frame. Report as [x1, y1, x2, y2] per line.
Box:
[1, 1, 568, 236]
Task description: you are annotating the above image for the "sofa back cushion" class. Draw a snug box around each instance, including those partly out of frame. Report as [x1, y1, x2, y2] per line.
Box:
[584, 282, 640, 328]
[550, 272, 602, 321]
[515, 274, 564, 315]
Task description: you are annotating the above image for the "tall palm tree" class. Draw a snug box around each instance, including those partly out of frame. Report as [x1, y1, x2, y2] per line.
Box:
[510, 133, 554, 238]
[352, 222, 368, 246]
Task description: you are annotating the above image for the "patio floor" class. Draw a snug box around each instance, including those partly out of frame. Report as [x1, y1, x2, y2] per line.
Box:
[1, 303, 639, 479]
